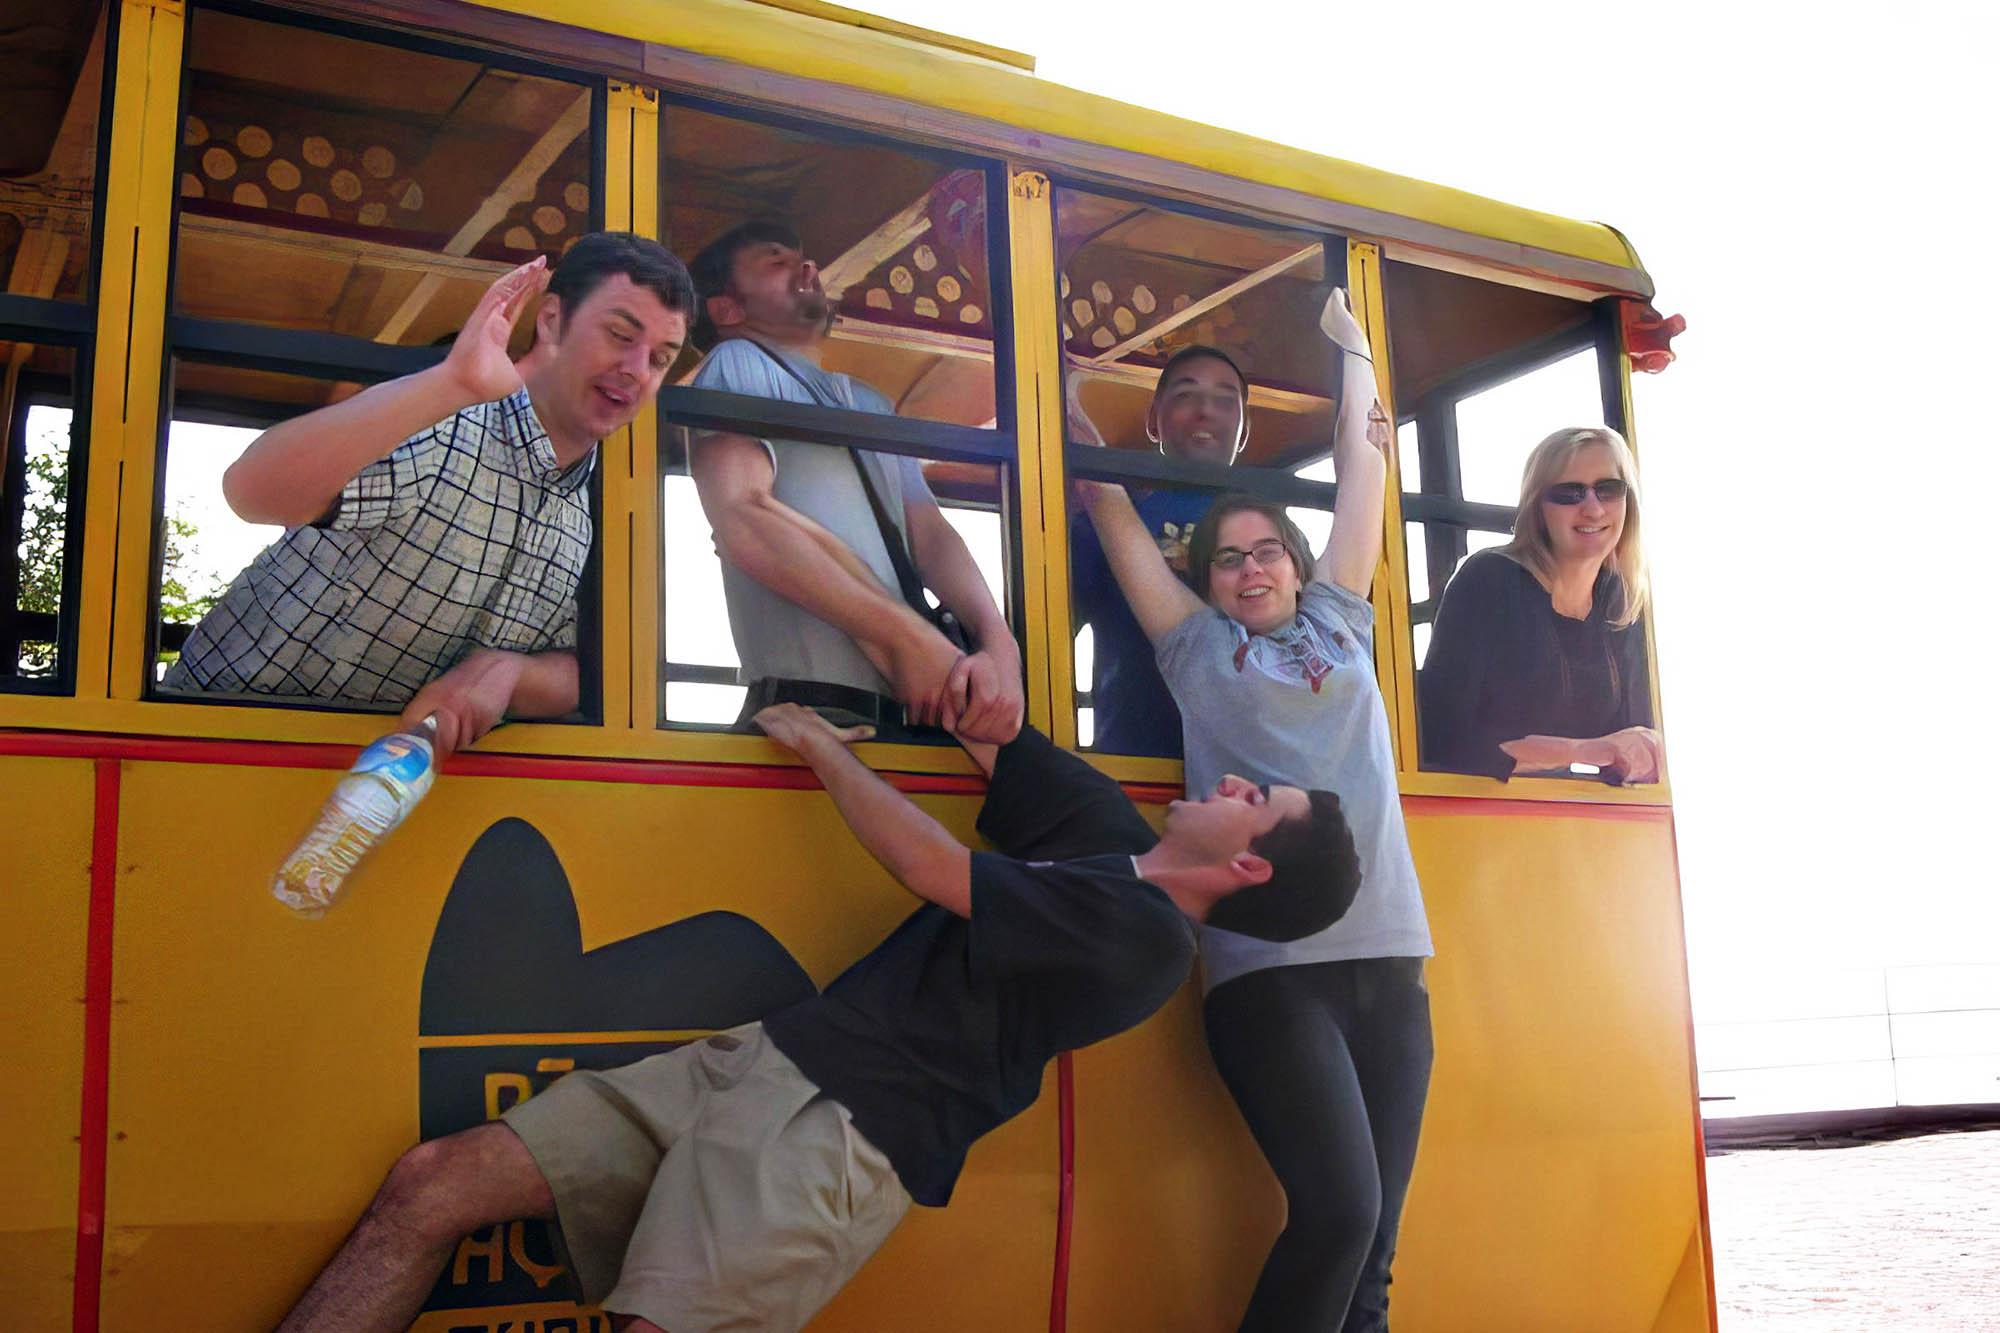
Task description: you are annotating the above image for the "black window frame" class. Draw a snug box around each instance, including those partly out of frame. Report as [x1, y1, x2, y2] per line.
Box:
[653, 91, 1020, 733]
[1049, 177, 1351, 747]
[1398, 296, 1626, 632]
[0, 0, 120, 697]
[147, 0, 609, 724]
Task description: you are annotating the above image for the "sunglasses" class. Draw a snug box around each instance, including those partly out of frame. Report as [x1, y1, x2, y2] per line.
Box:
[1543, 478, 1629, 506]
[1210, 539, 1291, 571]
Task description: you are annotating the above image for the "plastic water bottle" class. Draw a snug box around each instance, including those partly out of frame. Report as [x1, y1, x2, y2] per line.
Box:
[272, 716, 439, 918]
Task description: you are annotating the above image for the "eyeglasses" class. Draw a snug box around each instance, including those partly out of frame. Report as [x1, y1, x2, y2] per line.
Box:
[1543, 478, 1629, 506]
[1210, 539, 1291, 571]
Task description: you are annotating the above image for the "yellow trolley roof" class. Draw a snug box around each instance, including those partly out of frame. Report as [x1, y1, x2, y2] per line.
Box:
[454, 0, 1649, 297]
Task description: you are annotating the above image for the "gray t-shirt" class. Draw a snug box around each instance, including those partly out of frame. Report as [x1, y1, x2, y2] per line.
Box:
[1158, 580, 1432, 991]
[690, 338, 931, 696]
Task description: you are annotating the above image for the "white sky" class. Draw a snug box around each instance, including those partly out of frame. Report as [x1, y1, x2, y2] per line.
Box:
[125, 2, 2000, 1059]
[849, 0, 2000, 1027]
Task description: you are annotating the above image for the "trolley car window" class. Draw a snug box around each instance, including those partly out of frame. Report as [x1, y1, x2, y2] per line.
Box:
[0, 348, 87, 691]
[656, 101, 1013, 733]
[1055, 184, 1347, 758]
[1, 0, 112, 695]
[151, 9, 606, 721]
[172, 7, 598, 344]
[1384, 259, 1655, 781]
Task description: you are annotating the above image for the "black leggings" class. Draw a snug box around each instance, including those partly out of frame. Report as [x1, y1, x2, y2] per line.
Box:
[1203, 957, 1433, 1333]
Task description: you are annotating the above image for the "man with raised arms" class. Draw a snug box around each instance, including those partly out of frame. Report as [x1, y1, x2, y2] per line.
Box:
[685, 219, 1023, 743]
[164, 233, 693, 756]
[1069, 344, 1254, 757]
[275, 708, 1360, 1333]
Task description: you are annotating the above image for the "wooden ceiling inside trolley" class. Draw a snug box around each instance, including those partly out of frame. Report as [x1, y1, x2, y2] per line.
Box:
[1056, 188, 1336, 472]
[661, 103, 1000, 432]
[168, 9, 595, 410]
[0, 0, 105, 335]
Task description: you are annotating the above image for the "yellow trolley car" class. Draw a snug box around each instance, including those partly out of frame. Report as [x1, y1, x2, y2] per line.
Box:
[1, 1, 1705, 1328]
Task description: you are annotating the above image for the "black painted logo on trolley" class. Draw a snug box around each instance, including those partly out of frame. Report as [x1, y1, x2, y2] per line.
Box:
[416, 818, 815, 1327]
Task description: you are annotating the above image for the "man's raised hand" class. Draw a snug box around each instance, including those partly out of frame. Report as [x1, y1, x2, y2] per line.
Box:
[444, 256, 550, 407]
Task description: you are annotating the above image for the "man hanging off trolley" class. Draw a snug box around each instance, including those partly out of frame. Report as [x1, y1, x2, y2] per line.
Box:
[275, 706, 1359, 1333]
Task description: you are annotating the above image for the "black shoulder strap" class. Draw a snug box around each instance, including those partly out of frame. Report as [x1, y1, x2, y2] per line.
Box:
[738, 338, 932, 617]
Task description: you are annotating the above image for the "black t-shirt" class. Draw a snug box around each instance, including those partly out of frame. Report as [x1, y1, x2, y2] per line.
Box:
[1417, 550, 1653, 778]
[763, 727, 1192, 1206]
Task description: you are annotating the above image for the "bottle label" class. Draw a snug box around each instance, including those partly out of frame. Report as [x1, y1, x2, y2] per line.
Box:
[352, 732, 435, 798]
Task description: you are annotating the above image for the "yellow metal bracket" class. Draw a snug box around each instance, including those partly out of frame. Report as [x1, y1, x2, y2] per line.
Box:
[601, 80, 663, 735]
[1006, 170, 1065, 745]
[76, 0, 184, 701]
[1347, 241, 1421, 770]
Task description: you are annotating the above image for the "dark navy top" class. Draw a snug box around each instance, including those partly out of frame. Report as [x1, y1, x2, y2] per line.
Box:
[1418, 550, 1653, 779]
[764, 727, 1193, 1206]
[1070, 487, 1214, 757]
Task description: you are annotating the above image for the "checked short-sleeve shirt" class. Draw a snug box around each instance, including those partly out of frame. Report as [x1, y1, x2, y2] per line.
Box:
[162, 388, 592, 705]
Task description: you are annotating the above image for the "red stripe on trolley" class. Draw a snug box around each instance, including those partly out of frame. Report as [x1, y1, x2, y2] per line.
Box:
[73, 757, 119, 1333]
[1050, 1050, 1076, 1333]
[0, 731, 990, 795]
[0, 731, 1208, 808]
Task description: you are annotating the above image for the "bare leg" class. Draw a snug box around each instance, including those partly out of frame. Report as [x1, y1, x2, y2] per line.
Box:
[276, 1122, 555, 1333]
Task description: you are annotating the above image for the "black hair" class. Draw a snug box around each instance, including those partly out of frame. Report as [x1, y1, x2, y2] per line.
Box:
[1206, 789, 1360, 942]
[544, 232, 695, 332]
[688, 219, 804, 351]
[1155, 343, 1248, 404]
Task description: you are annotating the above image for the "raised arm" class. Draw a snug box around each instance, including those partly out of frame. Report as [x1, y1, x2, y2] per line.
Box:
[691, 432, 964, 725]
[1082, 482, 1206, 644]
[1314, 288, 1390, 597]
[755, 703, 973, 916]
[223, 257, 549, 527]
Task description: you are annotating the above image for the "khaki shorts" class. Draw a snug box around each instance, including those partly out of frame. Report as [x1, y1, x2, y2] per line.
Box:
[502, 1022, 911, 1333]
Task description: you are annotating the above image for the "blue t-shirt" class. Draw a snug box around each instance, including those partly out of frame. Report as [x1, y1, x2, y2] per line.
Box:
[1070, 488, 1213, 757]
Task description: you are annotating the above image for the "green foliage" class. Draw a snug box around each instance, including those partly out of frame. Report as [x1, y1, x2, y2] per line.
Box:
[14, 422, 222, 674]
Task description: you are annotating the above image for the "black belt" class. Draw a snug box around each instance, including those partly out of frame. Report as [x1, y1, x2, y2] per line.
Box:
[737, 677, 906, 731]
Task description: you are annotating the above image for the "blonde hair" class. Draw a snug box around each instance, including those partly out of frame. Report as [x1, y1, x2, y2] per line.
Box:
[1501, 426, 1649, 628]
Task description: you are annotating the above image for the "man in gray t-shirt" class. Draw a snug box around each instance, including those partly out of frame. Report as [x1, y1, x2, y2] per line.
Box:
[685, 220, 1021, 743]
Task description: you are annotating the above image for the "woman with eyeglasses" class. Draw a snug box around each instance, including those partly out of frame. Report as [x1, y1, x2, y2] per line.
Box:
[1417, 426, 1661, 784]
[1077, 290, 1431, 1333]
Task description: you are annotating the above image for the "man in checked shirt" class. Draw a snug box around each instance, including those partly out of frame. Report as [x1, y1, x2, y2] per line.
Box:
[162, 233, 694, 755]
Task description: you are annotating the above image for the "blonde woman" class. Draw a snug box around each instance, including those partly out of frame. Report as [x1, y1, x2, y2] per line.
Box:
[1418, 426, 1662, 783]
